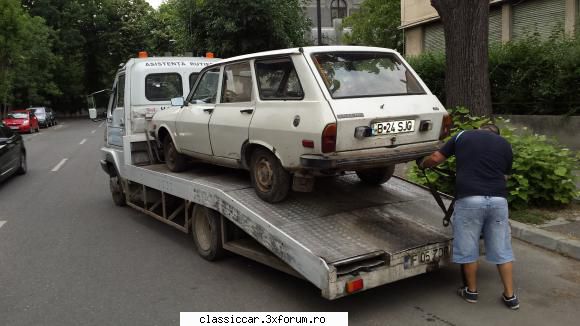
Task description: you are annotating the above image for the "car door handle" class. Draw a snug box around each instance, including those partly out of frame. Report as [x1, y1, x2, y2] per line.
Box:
[203, 108, 214, 114]
[240, 109, 254, 114]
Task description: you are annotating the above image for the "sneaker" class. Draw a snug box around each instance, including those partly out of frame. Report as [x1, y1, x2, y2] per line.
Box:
[502, 293, 520, 310]
[457, 286, 478, 303]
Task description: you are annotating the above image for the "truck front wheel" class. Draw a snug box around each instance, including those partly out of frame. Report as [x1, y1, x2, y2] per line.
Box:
[250, 148, 291, 203]
[110, 175, 126, 206]
[356, 165, 395, 185]
[191, 205, 225, 261]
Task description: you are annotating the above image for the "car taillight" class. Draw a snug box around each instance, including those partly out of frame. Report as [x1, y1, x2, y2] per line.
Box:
[321, 123, 337, 153]
[23, 119, 29, 125]
[439, 114, 452, 140]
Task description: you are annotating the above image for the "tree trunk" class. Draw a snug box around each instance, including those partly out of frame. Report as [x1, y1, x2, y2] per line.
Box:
[431, 0, 492, 117]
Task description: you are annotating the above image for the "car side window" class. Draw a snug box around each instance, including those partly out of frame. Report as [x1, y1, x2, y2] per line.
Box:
[255, 58, 304, 100]
[189, 68, 220, 104]
[145, 73, 182, 101]
[221, 62, 253, 103]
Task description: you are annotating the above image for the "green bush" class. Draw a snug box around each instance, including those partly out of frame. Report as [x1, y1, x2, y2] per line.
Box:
[408, 35, 580, 115]
[407, 107, 580, 209]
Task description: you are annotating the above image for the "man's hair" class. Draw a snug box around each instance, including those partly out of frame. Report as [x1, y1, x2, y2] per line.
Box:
[479, 124, 500, 135]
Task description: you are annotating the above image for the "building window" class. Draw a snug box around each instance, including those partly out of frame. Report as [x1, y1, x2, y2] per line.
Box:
[331, 0, 348, 23]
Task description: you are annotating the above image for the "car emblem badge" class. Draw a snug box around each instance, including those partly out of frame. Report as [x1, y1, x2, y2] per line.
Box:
[390, 136, 397, 145]
[293, 115, 301, 127]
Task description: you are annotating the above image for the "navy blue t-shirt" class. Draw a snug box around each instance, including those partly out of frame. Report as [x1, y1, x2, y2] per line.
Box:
[439, 130, 513, 199]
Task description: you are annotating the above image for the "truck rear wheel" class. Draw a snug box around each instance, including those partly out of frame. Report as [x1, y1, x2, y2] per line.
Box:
[110, 175, 127, 206]
[356, 165, 395, 185]
[191, 205, 225, 261]
[250, 148, 291, 203]
[164, 136, 188, 172]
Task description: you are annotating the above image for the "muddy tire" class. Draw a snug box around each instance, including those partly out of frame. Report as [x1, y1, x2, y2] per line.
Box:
[163, 136, 188, 172]
[191, 205, 225, 261]
[250, 148, 291, 203]
[356, 165, 395, 185]
[110, 175, 126, 206]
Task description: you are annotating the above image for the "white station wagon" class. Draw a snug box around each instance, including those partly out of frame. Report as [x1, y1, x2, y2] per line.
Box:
[152, 46, 451, 202]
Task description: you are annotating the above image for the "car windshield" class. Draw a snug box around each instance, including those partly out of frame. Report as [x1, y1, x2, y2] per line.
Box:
[8, 112, 28, 119]
[311, 52, 425, 99]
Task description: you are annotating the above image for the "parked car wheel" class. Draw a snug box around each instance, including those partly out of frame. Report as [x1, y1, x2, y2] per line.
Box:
[250, 148, 291, 203]
[191, 205, 225, 261]
[16, 151, 27, 175]
[356, 165, 395, 185]
[163, 136, 188, 172]
[109, 175, 126, 206]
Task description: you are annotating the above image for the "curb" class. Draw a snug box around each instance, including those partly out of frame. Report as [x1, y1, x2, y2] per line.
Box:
[510, 220, 580, 260]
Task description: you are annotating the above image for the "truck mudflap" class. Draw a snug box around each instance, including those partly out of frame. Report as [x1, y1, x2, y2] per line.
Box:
[123, 164, 453, 300]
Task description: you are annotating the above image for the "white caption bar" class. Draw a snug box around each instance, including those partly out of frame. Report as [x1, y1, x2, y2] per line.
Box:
[181, 312, 348, 326]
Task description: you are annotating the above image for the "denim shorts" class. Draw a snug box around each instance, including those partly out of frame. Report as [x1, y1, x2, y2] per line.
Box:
[452, 196, 514, 264]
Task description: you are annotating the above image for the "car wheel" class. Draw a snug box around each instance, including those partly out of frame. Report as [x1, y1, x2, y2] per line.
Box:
[163, 136, 188, 172]
[16, 151, 27, 175]
[250, 148, 291, 203]
[109, 175, 126, 206]
[356, 165, 395, 185]
[191, 205, 225, 261]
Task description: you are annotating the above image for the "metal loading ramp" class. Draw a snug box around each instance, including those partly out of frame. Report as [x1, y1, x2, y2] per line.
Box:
[128, 164, 453, 297]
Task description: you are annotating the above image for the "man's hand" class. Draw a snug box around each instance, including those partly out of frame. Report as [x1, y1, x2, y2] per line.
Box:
[417, 151, 447, 170]
[416, 156, 428, 170]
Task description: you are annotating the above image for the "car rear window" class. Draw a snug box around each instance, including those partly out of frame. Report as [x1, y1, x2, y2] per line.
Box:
[255, 58, 304, 100]
[311, 52, 425, 99]
[8, 113, 28, 119]
[145, 73, 183, 101]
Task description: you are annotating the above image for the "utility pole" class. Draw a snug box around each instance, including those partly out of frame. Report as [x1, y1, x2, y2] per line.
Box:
[317, 0, 322, 45]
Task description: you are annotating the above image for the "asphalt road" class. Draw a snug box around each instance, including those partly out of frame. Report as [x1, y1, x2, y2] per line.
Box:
[1, 119, 579, 326]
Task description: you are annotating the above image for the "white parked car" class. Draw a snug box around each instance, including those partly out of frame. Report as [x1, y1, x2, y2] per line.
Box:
[152, 46, 451, 203]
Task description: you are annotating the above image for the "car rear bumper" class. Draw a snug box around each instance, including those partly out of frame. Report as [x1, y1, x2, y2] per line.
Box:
[300, 141, 441, 170]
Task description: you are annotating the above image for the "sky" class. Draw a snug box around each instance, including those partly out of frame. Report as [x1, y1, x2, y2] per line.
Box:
[146, 0, 164, 9]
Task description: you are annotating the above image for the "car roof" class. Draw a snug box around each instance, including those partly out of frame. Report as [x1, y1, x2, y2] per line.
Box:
[206, 46, 399, 68]
[10, 110, 29, 113]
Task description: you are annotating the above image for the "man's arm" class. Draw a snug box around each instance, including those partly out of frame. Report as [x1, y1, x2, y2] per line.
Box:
[418, 151, 447, 169]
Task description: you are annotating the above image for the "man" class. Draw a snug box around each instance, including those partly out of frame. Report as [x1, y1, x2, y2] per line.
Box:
[417, 124, 519, 310]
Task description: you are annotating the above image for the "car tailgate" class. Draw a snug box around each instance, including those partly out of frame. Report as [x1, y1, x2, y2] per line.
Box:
[328, 94, 446, 152]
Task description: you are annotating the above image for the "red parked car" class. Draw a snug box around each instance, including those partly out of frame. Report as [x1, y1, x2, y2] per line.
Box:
[2, 110, 40, 134]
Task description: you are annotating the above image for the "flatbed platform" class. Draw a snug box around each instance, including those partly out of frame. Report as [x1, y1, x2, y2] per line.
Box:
[124, 162, 452, 299]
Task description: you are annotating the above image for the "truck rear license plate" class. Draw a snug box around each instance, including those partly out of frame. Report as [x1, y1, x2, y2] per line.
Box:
[404, 246, 450, 269]
[372, 120, 415, 136]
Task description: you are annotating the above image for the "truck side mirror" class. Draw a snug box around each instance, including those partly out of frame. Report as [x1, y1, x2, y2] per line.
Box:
[171, 97, 184, 107]
[89, 108, 97, 120]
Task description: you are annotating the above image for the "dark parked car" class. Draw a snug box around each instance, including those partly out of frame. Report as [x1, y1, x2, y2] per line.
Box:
[2, 110, 39, 133]
[30, 107, 55, 127]
[0, 122, 27, 183]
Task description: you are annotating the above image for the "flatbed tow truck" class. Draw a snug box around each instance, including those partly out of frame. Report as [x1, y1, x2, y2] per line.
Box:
[92, 55, 453, 300]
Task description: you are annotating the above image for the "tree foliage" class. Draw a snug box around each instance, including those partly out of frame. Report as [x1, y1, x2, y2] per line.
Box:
[167, 0, 311, 57]
[0, 0, 58, 116]
[342, 0, 402, 51]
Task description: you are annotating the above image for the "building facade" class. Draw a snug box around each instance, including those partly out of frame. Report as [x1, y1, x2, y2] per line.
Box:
[401, 0, 580, 55]
[304, 0, 364, 44]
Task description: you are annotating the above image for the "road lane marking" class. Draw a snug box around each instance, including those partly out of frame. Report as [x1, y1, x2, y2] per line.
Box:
[51, 158, 68, 172]
[91, 129, 96, 134]
[0, 221, 6, 229]
[99, 122, 104, 128]
[79, 138, 87, 145]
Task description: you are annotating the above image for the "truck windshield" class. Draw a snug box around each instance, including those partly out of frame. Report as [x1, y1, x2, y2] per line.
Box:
[311, 52, 425, 99]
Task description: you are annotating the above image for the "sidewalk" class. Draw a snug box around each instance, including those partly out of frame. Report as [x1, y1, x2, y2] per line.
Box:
[510, 204, 580, 260]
